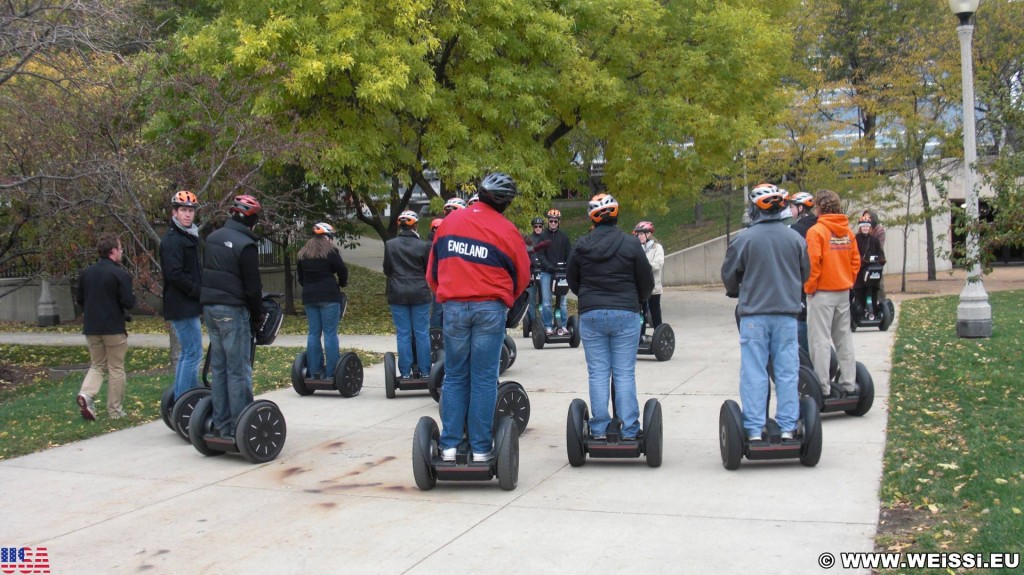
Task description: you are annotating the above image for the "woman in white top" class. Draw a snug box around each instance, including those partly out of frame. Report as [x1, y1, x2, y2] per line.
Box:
[634, 221, 664, 326]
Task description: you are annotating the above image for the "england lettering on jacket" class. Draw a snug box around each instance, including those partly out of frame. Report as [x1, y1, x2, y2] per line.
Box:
[446, 239, 489, 259]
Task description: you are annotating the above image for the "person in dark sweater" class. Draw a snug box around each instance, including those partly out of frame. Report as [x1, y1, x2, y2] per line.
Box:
[200, 195, 264, 438]
[75, 232, 137, 420]
[853, 214, 886, 308]
[297, 222, 349, 380]
[787, 191, 817, 352]
[160, 190, 203, 400]
[539, 208, 572, 335]
[385, 211, 432, 378]
[567, 194, 654, 440]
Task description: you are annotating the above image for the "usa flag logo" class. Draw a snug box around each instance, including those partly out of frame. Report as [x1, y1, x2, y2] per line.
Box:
[1, 547, 50, 574]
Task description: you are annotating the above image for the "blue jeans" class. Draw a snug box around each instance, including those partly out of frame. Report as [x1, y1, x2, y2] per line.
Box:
[171, 316, 202, 400]
[390, 303, 432, 376]
[540, 272, 569, 330]
[738, 314, 799, 437]
[204, 305, 253, 436]
[305, 302, 341, 378]
[439, 300, 506, 454]
[429, 294, 443, 329]
[580, 309, 642, 438]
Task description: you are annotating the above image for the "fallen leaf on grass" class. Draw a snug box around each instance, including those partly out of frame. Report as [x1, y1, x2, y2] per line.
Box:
[995, 478, 1009, 484]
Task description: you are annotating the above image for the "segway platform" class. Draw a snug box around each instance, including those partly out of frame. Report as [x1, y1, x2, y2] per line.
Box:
[188, 396, 287, 463]
[796, 348, 875, 416]
[719, 396, 822, 470]
[412, 415, 519, 490]
[291, 351, 363, 397]
[565, 397, 663, 467]
[637, 323, 675, 361]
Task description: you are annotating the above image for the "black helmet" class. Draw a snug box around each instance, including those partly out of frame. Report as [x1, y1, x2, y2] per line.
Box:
[478, 172, 517, 206]
[531, 216, 544, 227]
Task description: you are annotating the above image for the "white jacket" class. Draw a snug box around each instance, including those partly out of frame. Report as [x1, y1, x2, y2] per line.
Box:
[644, 239, 664, 295]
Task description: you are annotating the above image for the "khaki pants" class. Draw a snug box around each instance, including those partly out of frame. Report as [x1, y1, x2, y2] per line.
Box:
[79, 334, 128, 415]
[806, 290, 856, 394]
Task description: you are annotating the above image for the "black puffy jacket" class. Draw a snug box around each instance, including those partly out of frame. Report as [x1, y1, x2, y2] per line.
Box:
[567, 223, 653, 314]
[160, 222, 202, 321]
[298, 250, 348, 304]
[384, 230, 431, 305]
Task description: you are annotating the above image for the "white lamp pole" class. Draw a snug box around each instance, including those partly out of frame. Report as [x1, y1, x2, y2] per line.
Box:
[950, 0, 992, 338]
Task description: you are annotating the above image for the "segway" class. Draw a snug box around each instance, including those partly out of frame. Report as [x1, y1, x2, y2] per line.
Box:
[521, 270, 541, 339]
[411, 413, 520, 491]
[188, 295, 289, 463]
[565, 382, 663, 468]
[719, 395, 822, 470]
[797, 347, 875, 417]
[384, 335, 445, 398]
[850, 255, 895, 332]
[531, 265, 580, 349]
[163, 293, 284, 442]
[290, 294, 364, 397]
[637, 307, 675, 361]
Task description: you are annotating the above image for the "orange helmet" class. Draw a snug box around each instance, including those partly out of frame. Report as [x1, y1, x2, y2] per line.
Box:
[444, 197, 467, 214]
[230, 194, 261, 216]
[588, 194, 619, 223]
[430, 218, 443, 232]
[398, 210, 419, 228]
[546, 208, 561, 220]
[171, 190, 198, 208]
[749, 183, 787, 211]
[788, 192, 814, 208]
[313, 222, 336, 238]
[633, 221, 654, 235]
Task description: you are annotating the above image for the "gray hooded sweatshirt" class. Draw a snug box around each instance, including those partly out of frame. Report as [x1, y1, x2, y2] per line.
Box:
[721, 209, 809, 317]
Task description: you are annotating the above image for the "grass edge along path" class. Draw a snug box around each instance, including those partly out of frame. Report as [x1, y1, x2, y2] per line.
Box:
[875, 290, 1023, 574]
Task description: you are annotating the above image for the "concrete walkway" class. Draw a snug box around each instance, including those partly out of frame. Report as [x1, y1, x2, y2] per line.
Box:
[0, 287, 895, 574]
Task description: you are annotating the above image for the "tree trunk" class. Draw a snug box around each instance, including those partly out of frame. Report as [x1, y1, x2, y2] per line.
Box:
[914, 159, 937, 280]
[283, 235, 296, 315]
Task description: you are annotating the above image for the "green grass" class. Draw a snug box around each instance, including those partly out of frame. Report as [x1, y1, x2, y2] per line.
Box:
[0, 344, 382, 460]
[876, 290, 1024, 570]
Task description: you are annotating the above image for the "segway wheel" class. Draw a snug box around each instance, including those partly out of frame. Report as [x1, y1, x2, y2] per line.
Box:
[850, 319, 858, 332]
[427, 351, 444, 403]
[829, 347, 839, 383]
[384, 352, 397, 399]
[334, 352, 363, 397]
[798, 347, 813, 372]
[291, 352, 312, 396]
[642, 398, 663, 468]
[846, 362, 875, 416]
[504, 335, 517, 369]
[799, 396, 822, 467]
[522, 314, 532, 339]
[187, 396, 222, 457]
[651, 323, 675, 362]
[160, 385, 176, 430]
[566, 399, 588, 467]
[499, 343, 511, 375]
[568, 315, 581, 348]
[495, 416, 519, 491]
[412, 416, 438, 491]
[495, 381, 531, 435]
[719, 400, 743, 470]
[429, 327, 444, 357]
[171, 387, 211, 441]
[798, 365, 824, 411]
[236, 400, 287, 463]
[531, 320, 546, 349]
[879, 300, 895, 331]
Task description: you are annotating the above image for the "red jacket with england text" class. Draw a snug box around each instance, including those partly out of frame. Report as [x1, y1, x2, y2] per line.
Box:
[427, 202, 531, 308]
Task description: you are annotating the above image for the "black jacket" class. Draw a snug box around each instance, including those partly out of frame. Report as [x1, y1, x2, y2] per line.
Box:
[854, 233, 886, 290]
[538, 228, 571, 273]
[568, 223, 654, 314]
[200, 218, 263, 319]
[297, 249, 348, 304]
[160, 222, 202, 321]
[384, 230, 431, 305]
[76, 257, 137, 335]
[790, 214, 818, 238]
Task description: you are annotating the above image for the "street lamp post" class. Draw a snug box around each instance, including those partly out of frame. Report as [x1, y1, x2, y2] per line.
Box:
[949, 0, 992, 338]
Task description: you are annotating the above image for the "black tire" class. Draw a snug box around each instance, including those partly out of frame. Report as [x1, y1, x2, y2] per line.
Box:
[522, 314, 532, 339]
[187, 396, 222, 457]
[495, 381, 531, 435]
[384, 352, 397, 399]
[651, 323, 675, 362]
[412, 416, 438, 491]
[291, 352, 312, 396]
[531, 319, 546, 349]
[201, 343, 212, 387]
[566, 399, 588, 467]
[642, 398, 663, 468]
[829, 347, 839, 383]
[429, 327, 444, 356]
[335, 352, 363, 397]
[495, 417, 519, 491]
[879, 299, 895, 331]
[719, 400, 743, 470]
[160, 385, 175, 430]
[427, 351, 444, 402]
[499, 342, 510, 375]
[799, 396, 823, 467]
[798, 346, 813, 372]
[568, 315, 581, 348]
[504, 335, 517, 369]
[798, 365, 824, 411]
[850, 319, 858, 332]
[236, 400, 287, 463]
[846, 362, 875, 416]
[171, 387, 211, 441]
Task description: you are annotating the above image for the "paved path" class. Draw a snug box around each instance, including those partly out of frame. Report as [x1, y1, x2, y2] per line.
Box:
[0, 288, 894, 574]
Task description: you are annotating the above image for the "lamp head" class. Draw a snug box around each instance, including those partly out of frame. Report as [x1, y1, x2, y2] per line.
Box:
[948, 0, 980, 24]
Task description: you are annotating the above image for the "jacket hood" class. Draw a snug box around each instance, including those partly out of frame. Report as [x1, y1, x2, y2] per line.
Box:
[576, 224, 625, 263]
[817, 213, 853, 235]
[748, 207, 786, 226]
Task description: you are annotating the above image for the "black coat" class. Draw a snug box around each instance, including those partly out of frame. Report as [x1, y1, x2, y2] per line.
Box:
[76, 258, 137, 335]
[297, 250, 348, 304]
[160, 223, 202, 320]
[568, 223, 653, 314]
[538, 228, 571, 272]
[384, 230, 431, 305]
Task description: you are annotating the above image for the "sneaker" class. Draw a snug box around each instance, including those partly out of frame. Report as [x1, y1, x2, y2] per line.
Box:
[472, 451, 494, 462]
[592, 434, 607, 441]
[622, 436, 637, 442]
[747, 431, 762, 443]
[781, 430, 796, 440]
[109, 410, 127, 420]
[544, 328, 554, 336]
[76, 394, 96, 421]
[441, 447, 456, 462]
